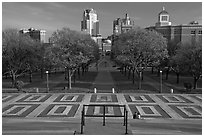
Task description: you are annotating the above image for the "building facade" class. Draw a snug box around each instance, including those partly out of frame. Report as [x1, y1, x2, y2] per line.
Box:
[102, 38, 112, 55]
[19, 28, 46, 43]
[81, 8, 100, 36]
[146, 7, 202, 46]
[113, 13, 134, 35]
[155, 7, 171, 27]
[81, 8, 102, 49]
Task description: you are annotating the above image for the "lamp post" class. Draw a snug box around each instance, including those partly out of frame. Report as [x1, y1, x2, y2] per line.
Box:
[160, 70, 162, 93]
[139, 71, 142, 89]
[46, 71, 49, 92]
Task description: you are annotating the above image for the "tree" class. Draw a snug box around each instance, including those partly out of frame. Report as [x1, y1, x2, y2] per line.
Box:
[164, 40, 181, 82]
[173, 41, 202, 89]
[170, 56, 183, 84]
[49, 27, 99, 89]
[112, 28, 168, 88]
[2, 28, 40, 87]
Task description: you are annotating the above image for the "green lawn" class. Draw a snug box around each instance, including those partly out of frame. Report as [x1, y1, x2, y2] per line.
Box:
[2, 66, 202, 94]
[111, 68, 202, 94]
[145, 70, 202, 94]
[2, 70, 98, 93]
[111, 71, 158, 93]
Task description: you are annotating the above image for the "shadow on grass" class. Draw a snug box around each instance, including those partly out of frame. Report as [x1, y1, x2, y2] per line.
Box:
[54, 71, 97, 89]
[2, 71, 98, 93]
[110, 71, 158, 93]
[145, 71, 202, 94]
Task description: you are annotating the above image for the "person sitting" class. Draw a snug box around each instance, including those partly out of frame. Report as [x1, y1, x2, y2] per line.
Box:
[133, 112, 141, 119]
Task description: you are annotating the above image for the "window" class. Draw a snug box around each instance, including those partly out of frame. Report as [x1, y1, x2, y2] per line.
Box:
[174, 29, 179, 34]
[161, 16, 168, 21]
[198, 30, 202, 34]
[191, 30, 196, 35]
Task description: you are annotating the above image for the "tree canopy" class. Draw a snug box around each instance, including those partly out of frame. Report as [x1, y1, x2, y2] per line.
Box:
[112, 28, 168, 73]
[172, 41, 202, 89]
[49, 27, 99, 89]
[2, 28, 43, 85]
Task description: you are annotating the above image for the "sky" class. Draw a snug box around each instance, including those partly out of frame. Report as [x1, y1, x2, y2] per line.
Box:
[2, 1, 202, 42]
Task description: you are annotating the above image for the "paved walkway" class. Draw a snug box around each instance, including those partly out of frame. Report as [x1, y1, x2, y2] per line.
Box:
[2, 93, 202, 135]
[91, 57, 116, 92]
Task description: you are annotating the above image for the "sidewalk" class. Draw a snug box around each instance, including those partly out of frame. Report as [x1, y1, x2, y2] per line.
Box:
[2, 117, 202, 135]
[91, 57, 116, 92]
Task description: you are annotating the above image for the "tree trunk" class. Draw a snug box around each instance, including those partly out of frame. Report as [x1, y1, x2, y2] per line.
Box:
[68, 69, 72, 89]
[132, 69, 135, 84]
[124, 66, 127, 76]
[85, 65, 88, 73]
[151, 67, 154, 74]
[11, 72, 16, 87]
[176, 73, 179, 84]
[166, 68, 169, 80]
[82, 65, 84, 76]
[41, 68, 43, 79]
[85, 65, 87, 74]
[138, 72, 141, 89]
[78, 67, 80, 79]
[157, 69, 160, 77]
[73, 70, 76, 84]
[65, 68, 67, 80]
[128, 68, 131, 80]
[29, 70, 32, 83]
[193, 76, 199, 89]
[141, 71, 144, 81]
[96, 61, 98, 71]
[87, 64, 89, 72]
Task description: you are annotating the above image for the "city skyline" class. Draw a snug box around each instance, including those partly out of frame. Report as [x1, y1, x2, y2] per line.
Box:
[2, 2, 202, 42]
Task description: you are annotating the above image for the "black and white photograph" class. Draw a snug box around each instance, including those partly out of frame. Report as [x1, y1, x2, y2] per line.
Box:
[2, 1, 202, 135]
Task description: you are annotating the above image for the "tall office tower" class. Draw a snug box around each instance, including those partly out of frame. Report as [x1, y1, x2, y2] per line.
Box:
[81, 8, 99, 36]
[155, 7, 171, 27]
[81, 8, 102, 51]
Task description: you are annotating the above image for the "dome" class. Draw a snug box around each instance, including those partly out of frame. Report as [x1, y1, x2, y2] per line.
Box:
[158, 7, 169, 15]
[159, 10, 169, 15]
[105, 39, 111, 44]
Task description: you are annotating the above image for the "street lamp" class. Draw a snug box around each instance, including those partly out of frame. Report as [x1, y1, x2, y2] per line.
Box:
[139, 71, 142, 89]
[160, 70, 162, 93]
[46, 71, 49, 92]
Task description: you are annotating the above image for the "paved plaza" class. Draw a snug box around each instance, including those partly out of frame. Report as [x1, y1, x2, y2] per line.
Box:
[2, 93, 202, 119]
[2, 93, 202, 135]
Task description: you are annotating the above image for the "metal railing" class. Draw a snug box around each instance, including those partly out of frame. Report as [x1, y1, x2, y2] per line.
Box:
[80, 104, 128, 134]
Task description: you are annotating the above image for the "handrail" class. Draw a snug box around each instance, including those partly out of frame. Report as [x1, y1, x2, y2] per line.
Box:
[80, 104, 128, 134]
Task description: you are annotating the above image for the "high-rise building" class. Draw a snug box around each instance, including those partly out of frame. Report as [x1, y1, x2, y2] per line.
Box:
[113, 13, 134, 35]
[146, 7, 202, 45]
[81, 8, 99, 36]
[81, 8, 102, 51]
[19, 27, 46, 43]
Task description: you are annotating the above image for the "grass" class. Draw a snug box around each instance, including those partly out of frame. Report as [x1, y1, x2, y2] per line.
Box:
[110, 68, 202, 94]
[145, 69, 202, 94]
[111, 71, 158, 93]
[2, 64, 202, 94]
[2, 70, 98, 93]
